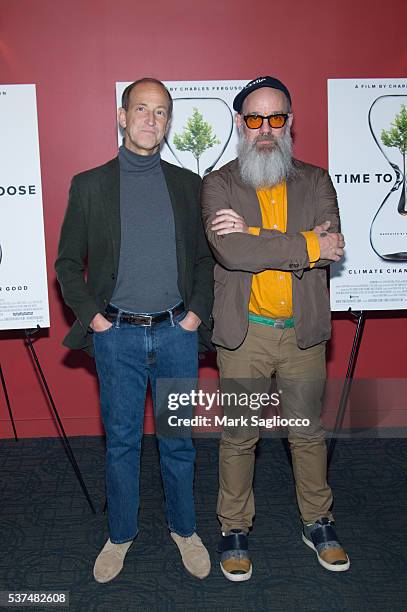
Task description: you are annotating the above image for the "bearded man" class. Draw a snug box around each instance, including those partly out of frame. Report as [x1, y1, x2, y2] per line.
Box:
[201, 76, 349, 582]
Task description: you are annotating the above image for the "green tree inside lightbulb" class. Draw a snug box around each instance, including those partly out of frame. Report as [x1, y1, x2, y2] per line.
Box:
[173, 108, 220, 174]
[381, 105, 407, 214]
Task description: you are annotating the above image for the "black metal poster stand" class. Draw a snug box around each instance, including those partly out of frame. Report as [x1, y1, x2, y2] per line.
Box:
[279, 310, 366, 472]
[0, 362, 18, 441]
[2, 328, 95, 514]
[327, 310, 366, 469]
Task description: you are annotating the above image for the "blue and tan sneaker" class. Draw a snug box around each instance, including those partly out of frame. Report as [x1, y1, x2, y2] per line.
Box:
[218, 529, 252, 582]
[302, 517, 350, 572]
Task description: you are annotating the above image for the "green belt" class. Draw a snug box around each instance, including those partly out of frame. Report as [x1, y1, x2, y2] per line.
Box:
[249, 313, 295, 329]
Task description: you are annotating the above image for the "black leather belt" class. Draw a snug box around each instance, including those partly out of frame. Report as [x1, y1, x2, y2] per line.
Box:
[105, 303, 184, 326]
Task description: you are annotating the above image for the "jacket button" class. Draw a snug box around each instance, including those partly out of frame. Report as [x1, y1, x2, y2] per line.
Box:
[111, 273, 115, 280]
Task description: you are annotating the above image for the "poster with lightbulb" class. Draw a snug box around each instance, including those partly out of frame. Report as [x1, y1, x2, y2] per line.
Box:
[328, 78, 407, 311]
[115, 80, 248, 176]
[0, 84, 50, 330]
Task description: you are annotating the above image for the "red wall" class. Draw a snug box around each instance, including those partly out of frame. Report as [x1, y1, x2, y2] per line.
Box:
[1, 0, 406, 438]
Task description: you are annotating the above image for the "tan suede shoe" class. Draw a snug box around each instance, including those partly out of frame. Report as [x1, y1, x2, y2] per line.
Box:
[93, 538, 133, 583]
[170, 532, 211, 579]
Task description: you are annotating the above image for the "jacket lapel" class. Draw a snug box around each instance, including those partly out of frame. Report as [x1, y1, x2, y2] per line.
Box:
[100, 157, 121, 273]
[287, 160, 308, 233]
[161, 160, 187, 265]
[287, 161, 309, 278]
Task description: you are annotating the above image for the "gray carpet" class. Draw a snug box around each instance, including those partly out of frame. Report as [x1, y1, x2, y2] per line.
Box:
[1, 435, 406, 612]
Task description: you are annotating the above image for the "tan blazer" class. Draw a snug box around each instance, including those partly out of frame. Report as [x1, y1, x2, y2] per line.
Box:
[201, 158, 340, 350]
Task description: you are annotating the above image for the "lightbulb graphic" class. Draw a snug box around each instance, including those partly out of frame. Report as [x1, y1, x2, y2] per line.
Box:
[369, 95, 407, 261]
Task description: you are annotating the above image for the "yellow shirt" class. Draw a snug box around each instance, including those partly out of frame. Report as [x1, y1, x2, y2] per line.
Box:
[248, 183, 320, 319]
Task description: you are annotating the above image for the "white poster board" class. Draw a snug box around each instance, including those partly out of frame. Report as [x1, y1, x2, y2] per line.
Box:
[115, 80, 248, 176]
[328, 78, 407, 311]
[0, 84, 49, 330]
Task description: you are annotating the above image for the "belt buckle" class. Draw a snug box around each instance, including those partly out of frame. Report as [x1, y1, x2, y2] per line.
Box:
[274, 319, 286, 329]
[140, 314, 153, 326]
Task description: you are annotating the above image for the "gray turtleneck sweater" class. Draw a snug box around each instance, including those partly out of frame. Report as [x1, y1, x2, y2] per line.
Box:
[111, 145, 182, 313]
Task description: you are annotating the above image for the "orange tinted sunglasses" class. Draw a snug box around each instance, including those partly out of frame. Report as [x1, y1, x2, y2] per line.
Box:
[243, 113, 289, 129]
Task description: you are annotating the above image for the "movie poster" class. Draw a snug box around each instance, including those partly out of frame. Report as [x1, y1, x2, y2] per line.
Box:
[328, 78, 407, 311]
[0, 84, 49, 330]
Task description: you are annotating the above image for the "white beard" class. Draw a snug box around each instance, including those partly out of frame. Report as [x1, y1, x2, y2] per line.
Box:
[237, 128, 296, 189]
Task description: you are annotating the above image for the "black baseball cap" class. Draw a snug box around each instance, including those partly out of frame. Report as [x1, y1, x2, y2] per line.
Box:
[233, 76, 292, 113]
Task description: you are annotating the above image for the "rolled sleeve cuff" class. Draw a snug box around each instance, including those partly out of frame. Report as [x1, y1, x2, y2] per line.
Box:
[301, 231, 320, 268]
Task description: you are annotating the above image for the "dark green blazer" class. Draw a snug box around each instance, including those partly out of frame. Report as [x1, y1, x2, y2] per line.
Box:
[55, 156, 214, 355]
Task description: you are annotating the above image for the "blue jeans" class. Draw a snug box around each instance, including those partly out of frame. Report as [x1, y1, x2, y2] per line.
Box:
[93, 308, 198, 543]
